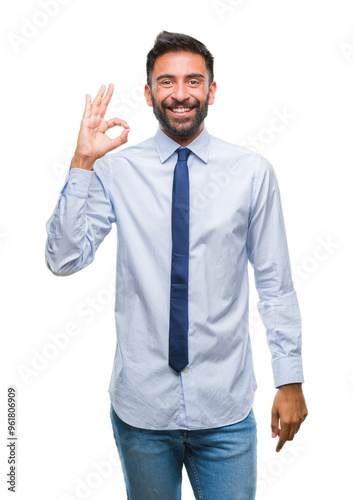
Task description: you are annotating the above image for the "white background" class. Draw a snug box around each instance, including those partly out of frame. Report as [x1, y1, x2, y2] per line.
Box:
[1, 0, 353, 498]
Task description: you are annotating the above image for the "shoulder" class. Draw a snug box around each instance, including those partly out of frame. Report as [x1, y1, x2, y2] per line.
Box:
[208, 134, 274, 175]
[209, 134, 262, 160]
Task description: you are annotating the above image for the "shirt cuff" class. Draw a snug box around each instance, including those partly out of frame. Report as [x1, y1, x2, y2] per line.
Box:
[64, 167, 93, 198]
[272, 356, 304, 388]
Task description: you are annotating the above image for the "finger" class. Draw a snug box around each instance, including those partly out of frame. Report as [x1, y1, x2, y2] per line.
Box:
[271, 408, 279, 438]
[106, 118, 130, 131]
[294, 415, 306, 435]
[289, 412, 307, 440]
[287, 423, 297, 442]
[92, 85, 106, 115]
[276, 425, 289, 453]
[98, 83, 114, 118]
[83, 94, 92, 120]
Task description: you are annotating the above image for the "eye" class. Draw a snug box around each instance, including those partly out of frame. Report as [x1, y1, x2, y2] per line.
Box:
[162, 80, 172, 86]
[189, 79, 200, 86]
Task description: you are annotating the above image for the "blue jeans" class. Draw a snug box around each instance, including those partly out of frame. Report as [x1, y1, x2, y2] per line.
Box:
[110, 403, 257, 499]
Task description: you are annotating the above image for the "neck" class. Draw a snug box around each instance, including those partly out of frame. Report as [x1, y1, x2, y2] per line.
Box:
[160, 123, 204, 147]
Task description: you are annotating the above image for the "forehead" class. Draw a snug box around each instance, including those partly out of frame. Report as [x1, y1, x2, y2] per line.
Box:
[152, 51, 207, 79]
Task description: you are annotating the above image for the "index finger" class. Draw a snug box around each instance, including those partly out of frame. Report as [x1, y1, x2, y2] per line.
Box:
[276, 426, 289, 453]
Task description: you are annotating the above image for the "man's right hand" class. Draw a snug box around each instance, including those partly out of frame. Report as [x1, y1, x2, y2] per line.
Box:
[70, 83, 130, 170]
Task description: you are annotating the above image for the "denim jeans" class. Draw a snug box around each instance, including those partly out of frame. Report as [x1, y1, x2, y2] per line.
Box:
[110, 403, 257, 499]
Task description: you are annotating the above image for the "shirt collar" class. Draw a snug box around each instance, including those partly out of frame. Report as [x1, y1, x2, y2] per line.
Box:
[154, 126, 210, 164]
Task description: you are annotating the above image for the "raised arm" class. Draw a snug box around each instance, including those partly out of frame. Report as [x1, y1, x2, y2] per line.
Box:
[45, 84, 129, 276]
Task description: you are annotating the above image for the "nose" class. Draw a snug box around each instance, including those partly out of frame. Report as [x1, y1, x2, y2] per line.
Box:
[173, 82, 189, 102]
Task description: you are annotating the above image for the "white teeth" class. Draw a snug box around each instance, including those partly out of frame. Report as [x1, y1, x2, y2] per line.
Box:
[171, 107, 191, 113]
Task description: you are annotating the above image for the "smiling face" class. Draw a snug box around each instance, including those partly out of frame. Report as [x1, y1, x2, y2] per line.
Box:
[144, 51, 217, 146]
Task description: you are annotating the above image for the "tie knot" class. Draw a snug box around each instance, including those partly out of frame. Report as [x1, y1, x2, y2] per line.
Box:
[177, 147, 191, 162]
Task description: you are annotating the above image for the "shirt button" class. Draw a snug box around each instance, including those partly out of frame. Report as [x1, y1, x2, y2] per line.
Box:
[72, 179, 77, 184]
[183, 367, 189, 373]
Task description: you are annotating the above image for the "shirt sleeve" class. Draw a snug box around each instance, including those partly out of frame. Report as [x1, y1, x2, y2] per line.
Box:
[246, 156, 304, 388]
[45, 157, 116, 276]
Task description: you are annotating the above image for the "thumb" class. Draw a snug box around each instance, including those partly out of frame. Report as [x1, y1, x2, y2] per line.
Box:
[271, 407, 280, 438]
[110, 126, 130, 150]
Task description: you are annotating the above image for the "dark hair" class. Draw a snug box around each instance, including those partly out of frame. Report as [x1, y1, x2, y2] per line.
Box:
[146, 31, 214, 88]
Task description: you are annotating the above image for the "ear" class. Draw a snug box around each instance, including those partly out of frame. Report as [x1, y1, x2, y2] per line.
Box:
[144, 84, 153, 107]
[208, 81, 217, 105]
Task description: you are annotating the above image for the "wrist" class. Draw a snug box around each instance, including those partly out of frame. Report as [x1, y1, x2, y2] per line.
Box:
[70, 152, 96, 171]
[278, 382, 303, 392]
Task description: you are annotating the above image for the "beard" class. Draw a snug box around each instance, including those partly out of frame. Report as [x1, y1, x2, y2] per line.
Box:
[151, 91, 210, 138]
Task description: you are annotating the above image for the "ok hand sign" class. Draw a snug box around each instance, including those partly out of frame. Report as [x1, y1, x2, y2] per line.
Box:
[71, 84, 130, 170]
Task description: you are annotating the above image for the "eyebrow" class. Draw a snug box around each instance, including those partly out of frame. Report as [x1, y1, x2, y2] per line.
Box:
[156, 73, 206, 82]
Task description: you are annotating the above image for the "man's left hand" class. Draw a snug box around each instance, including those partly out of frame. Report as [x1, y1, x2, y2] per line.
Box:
[271, 383, 308, 452]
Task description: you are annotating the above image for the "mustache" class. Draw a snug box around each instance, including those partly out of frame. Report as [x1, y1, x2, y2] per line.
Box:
[162, 98, 200, 109]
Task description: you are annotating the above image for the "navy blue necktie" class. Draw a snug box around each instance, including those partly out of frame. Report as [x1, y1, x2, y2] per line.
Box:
[169, 147, 191, 373]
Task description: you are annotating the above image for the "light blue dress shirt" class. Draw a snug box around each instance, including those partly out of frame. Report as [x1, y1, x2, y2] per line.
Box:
[45, 126, 304, 430]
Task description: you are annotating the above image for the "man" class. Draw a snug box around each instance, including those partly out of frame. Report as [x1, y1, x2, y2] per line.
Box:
[45, 31, 308, 499]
